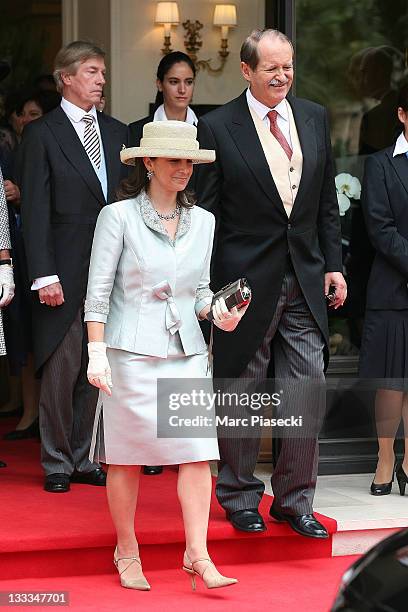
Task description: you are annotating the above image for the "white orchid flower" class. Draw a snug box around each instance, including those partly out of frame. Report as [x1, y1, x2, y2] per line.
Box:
[335, 173, 361, 200]
[337, 192, 351, 216]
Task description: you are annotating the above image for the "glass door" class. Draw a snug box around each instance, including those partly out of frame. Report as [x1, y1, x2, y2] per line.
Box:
[264, 0, 408, 473]
[294, 0, 408, 369]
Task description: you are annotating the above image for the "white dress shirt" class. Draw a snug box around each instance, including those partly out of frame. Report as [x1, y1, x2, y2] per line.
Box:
[393, 131, 408, 157]
[32, 98, 108, 291]
[153, 103, 198, 126]
[246, 88, 293, 148]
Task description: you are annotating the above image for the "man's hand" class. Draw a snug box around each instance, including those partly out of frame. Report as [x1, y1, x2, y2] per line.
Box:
[3, 180, 20, 203]
[324, 272, 347, 309]
[38, 282, 64, 307]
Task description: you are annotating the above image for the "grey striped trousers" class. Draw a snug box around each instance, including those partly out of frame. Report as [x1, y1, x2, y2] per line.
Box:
[216, 262, 325, 516]
[39, 309, 100, 476]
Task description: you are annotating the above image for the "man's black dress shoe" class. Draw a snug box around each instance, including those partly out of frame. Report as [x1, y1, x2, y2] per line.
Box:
[227, 509, 267, 532]
[44, 473, 70, 493]
[4, 418, 40, 440]
[70, 467, 106, 486]
[269, 505, 328, 539]
[143, 465, 163, 475]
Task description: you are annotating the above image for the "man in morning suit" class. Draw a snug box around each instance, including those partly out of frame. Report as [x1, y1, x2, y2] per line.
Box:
[196, 29, 347, 537]
[19, 41, 127, 492]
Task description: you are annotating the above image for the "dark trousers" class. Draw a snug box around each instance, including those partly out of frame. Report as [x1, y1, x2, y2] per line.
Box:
[39, 308, 99, 476]
[216, 263, 325, 515]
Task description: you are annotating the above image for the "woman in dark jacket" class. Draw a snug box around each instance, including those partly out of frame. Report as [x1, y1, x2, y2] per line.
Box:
[360, 82, 408, 496]
[2, 89, 60, 438]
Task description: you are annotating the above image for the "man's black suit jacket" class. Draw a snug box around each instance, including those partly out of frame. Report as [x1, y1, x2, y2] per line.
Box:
[362, 145, 408, 310]
[196, 91, 342, 378]
[19, 106, 128, 371]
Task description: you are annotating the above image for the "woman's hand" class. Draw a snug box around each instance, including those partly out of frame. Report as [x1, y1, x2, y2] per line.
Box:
[0, 264, 15, 308]
[212, 297, 250, 332]
[87, 341, 112, 396]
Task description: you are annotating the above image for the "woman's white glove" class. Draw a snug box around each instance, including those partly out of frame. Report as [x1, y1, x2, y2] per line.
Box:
[211, 296, 250, 332]
[87, 342, 112, 396]
[0, 264, 15, 308]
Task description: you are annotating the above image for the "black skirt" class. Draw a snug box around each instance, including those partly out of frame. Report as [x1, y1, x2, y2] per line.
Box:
[359, 309, 408, 390]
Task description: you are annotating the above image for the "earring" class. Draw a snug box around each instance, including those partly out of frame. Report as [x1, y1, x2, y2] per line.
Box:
[147, 170, 154, 180]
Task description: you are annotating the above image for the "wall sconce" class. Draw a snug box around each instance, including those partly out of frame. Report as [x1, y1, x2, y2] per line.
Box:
[183, 4, 237, 74]
[154, 2, 237, 74]
[155, 1, 180, 55]
[213, 4, 237, 59]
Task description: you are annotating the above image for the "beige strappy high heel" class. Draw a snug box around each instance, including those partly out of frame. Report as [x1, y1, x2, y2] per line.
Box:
[182, 552, 238, 590]
[113, 547, 151, 590]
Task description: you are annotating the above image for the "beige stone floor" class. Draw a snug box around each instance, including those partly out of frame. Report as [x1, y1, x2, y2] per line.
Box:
[254, 466, 408, 530]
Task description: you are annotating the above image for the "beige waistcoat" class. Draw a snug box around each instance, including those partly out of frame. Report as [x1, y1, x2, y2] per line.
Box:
[249, 102, 303, 217]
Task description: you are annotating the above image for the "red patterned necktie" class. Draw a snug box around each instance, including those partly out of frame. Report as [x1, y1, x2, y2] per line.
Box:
[267, 110, 292, 160]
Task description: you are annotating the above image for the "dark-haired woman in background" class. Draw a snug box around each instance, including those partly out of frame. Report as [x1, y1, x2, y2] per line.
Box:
[360, 82, 408, 496]
[128, 51, 197, 475]
[128, 51, 197, 146]
[1, 88, 61, 438]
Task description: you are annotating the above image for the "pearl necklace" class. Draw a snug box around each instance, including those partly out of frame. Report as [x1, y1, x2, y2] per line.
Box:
[155, 204, 181, 221]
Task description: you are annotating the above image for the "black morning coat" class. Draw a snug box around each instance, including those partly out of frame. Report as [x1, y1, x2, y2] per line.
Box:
[195, 91, 343, 378]
[19, 106, 128, 371]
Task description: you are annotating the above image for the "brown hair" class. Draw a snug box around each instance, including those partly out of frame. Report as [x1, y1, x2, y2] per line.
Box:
[53, 40, 105, 93]
[240, 29, 294, 71]
[116, 158, 195, 207]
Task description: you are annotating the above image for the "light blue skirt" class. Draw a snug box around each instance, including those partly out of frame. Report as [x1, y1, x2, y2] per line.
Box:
[90, 333, 220, 465]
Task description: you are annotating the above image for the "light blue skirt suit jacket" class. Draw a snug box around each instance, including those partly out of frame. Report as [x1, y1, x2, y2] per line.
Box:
[84, 190, 220, 465]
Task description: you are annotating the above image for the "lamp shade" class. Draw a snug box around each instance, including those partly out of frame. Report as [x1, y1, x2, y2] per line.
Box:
[213, 4, 237, 27]
[155, 1, 179, 24]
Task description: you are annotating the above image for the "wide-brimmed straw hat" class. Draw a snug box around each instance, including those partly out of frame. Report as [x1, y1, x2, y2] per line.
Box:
[120, 120, 215, 165]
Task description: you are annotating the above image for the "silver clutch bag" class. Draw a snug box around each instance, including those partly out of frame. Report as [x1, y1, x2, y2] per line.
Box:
[206, 278, 252, 321]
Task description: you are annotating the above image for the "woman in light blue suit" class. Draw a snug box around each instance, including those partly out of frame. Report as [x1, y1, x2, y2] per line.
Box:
[84, 121, 248, 591]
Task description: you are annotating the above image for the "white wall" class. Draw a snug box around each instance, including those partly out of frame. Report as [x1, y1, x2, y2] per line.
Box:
[110, 0, 265, 123]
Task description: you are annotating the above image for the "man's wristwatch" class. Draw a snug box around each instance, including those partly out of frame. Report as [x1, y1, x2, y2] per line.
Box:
[0, 258, 13, 267]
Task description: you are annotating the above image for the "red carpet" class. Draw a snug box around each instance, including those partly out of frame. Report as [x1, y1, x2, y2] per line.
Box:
[0, 557, 357, 611]
[0, 415, 338, 586]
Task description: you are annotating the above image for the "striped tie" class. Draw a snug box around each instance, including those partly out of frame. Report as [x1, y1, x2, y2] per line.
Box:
[83, 114, 101, 169]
